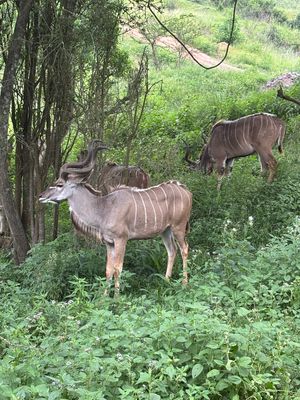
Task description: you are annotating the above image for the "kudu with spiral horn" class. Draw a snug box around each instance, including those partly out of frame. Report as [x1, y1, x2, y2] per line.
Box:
[40, 141, 192, 295]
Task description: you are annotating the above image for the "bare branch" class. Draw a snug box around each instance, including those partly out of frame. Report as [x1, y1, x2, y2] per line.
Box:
[147, 0, 238, 70]
[277, 86, 300, 107]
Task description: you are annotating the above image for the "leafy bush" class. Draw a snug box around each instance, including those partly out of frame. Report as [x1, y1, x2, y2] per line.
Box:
[291, 12, 300, 29]
[2, 234, 106, 301]
[1, 221, 300, 398]
[215, 15, 241, 44]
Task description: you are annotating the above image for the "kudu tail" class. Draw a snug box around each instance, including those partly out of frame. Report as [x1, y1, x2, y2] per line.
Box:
[277, 123, 285, 154]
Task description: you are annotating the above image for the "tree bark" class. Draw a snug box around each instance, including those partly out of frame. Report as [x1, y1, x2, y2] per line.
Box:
[0, 0, 33, 264]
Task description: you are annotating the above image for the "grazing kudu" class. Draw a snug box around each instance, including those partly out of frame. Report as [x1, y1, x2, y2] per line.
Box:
[97, 162, 149, 195]
[77, 148, 149, 194]
[39, 141, 192, 294]
[184, 113, 285, 190]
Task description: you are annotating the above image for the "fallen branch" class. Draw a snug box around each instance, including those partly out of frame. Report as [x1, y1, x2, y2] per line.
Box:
[277, 86, 300, 106]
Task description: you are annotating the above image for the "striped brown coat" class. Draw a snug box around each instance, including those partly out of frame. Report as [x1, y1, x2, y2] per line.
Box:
[97, 162, 149, 195]
[185, 113, 285, 189]
[40, 141, 192, 295]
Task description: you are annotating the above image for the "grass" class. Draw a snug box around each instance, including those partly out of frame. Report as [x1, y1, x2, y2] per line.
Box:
[122, 0, 300, 74]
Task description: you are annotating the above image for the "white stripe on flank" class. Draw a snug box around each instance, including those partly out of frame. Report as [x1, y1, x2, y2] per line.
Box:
[235, 122, 243, 150]
[257, 114, 263, 137]
[223, 123, 228, 150]
[131, 192, 138, 229]
[144, 190, 157, 230]
[183, 189, 190, 211]
[174, 184, 184, 215]
[159, 185, 169, 213]
[268, 114, 276, 137]
[169, 184, 176, 218]
[151, 188, 163, 228]
[137, 191, 147, 228]
[227, 123, 235, 153]
[242, 117, 247, 147]
[265, 114, 269, 136]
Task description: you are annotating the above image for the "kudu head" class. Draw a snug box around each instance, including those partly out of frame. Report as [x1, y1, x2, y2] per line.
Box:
[39, 140, 108, 204]
[183, 140, 213, 175]
[198, 144, 213, 175]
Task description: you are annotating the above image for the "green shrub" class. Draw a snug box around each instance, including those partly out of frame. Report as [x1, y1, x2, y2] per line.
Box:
[1, 221, 300, 398]
[2, 234, 106, 301]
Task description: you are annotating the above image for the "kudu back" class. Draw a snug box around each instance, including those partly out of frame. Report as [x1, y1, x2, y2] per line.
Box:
[40, 140, 192, 294]
[185, 113, 285, 189]
[77, 149, 149, 194]
[97, 162, 149, 195]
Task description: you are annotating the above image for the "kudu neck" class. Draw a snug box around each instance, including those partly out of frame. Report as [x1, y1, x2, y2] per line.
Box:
[67, 184, 104, 218]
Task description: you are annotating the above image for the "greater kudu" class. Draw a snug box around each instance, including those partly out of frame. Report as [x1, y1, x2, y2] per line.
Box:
[40, 141, 192, 294]
[184, 113, 285, 189]
[97, 162, 149, 195]
[77, 149, 150, 194]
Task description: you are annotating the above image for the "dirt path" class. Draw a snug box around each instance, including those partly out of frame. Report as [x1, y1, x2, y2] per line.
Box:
[125, 27, 242, 72]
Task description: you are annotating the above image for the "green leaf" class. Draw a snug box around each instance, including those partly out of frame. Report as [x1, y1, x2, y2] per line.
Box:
[237, 307, 250, 316]
[165, 365, 176, 379]
[216, 380, 229, 391]
[150, 394, 161, 400]
[227, 375, 242, 385]
[237, 356, 252, 368]
[207, 369, 220, 378]
[137, 372, 151, 384]
[34, 384, 50, 396]
[192, 363, 204, 379]
[49, 391, 62, 400]
[176, 336, 186, 343]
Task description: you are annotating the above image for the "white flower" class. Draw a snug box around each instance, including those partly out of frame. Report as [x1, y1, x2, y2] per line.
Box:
[248, 216, 254, 226]
[232, 228, 237, 233]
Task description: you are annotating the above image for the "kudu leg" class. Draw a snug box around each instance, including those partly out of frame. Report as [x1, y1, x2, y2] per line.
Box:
[161, 228, 177, 280]
[112, 239, 127, 296]
[267, 157, 277, 183]
[224, 159, 234, 177]
[172, 227, 189, 285]
[104, 240, 127, 296]
[258, 153, 277, 183]
[104, 243, 115, 296]
[216, 161, 225, 191]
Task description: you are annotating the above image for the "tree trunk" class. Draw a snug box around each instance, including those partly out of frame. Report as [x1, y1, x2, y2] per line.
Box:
[0, 0, 33, 264]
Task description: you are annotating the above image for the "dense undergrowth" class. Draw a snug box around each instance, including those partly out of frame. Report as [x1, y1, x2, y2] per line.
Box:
[1, 0, 300, 398]
[1, 219, 300, 399]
